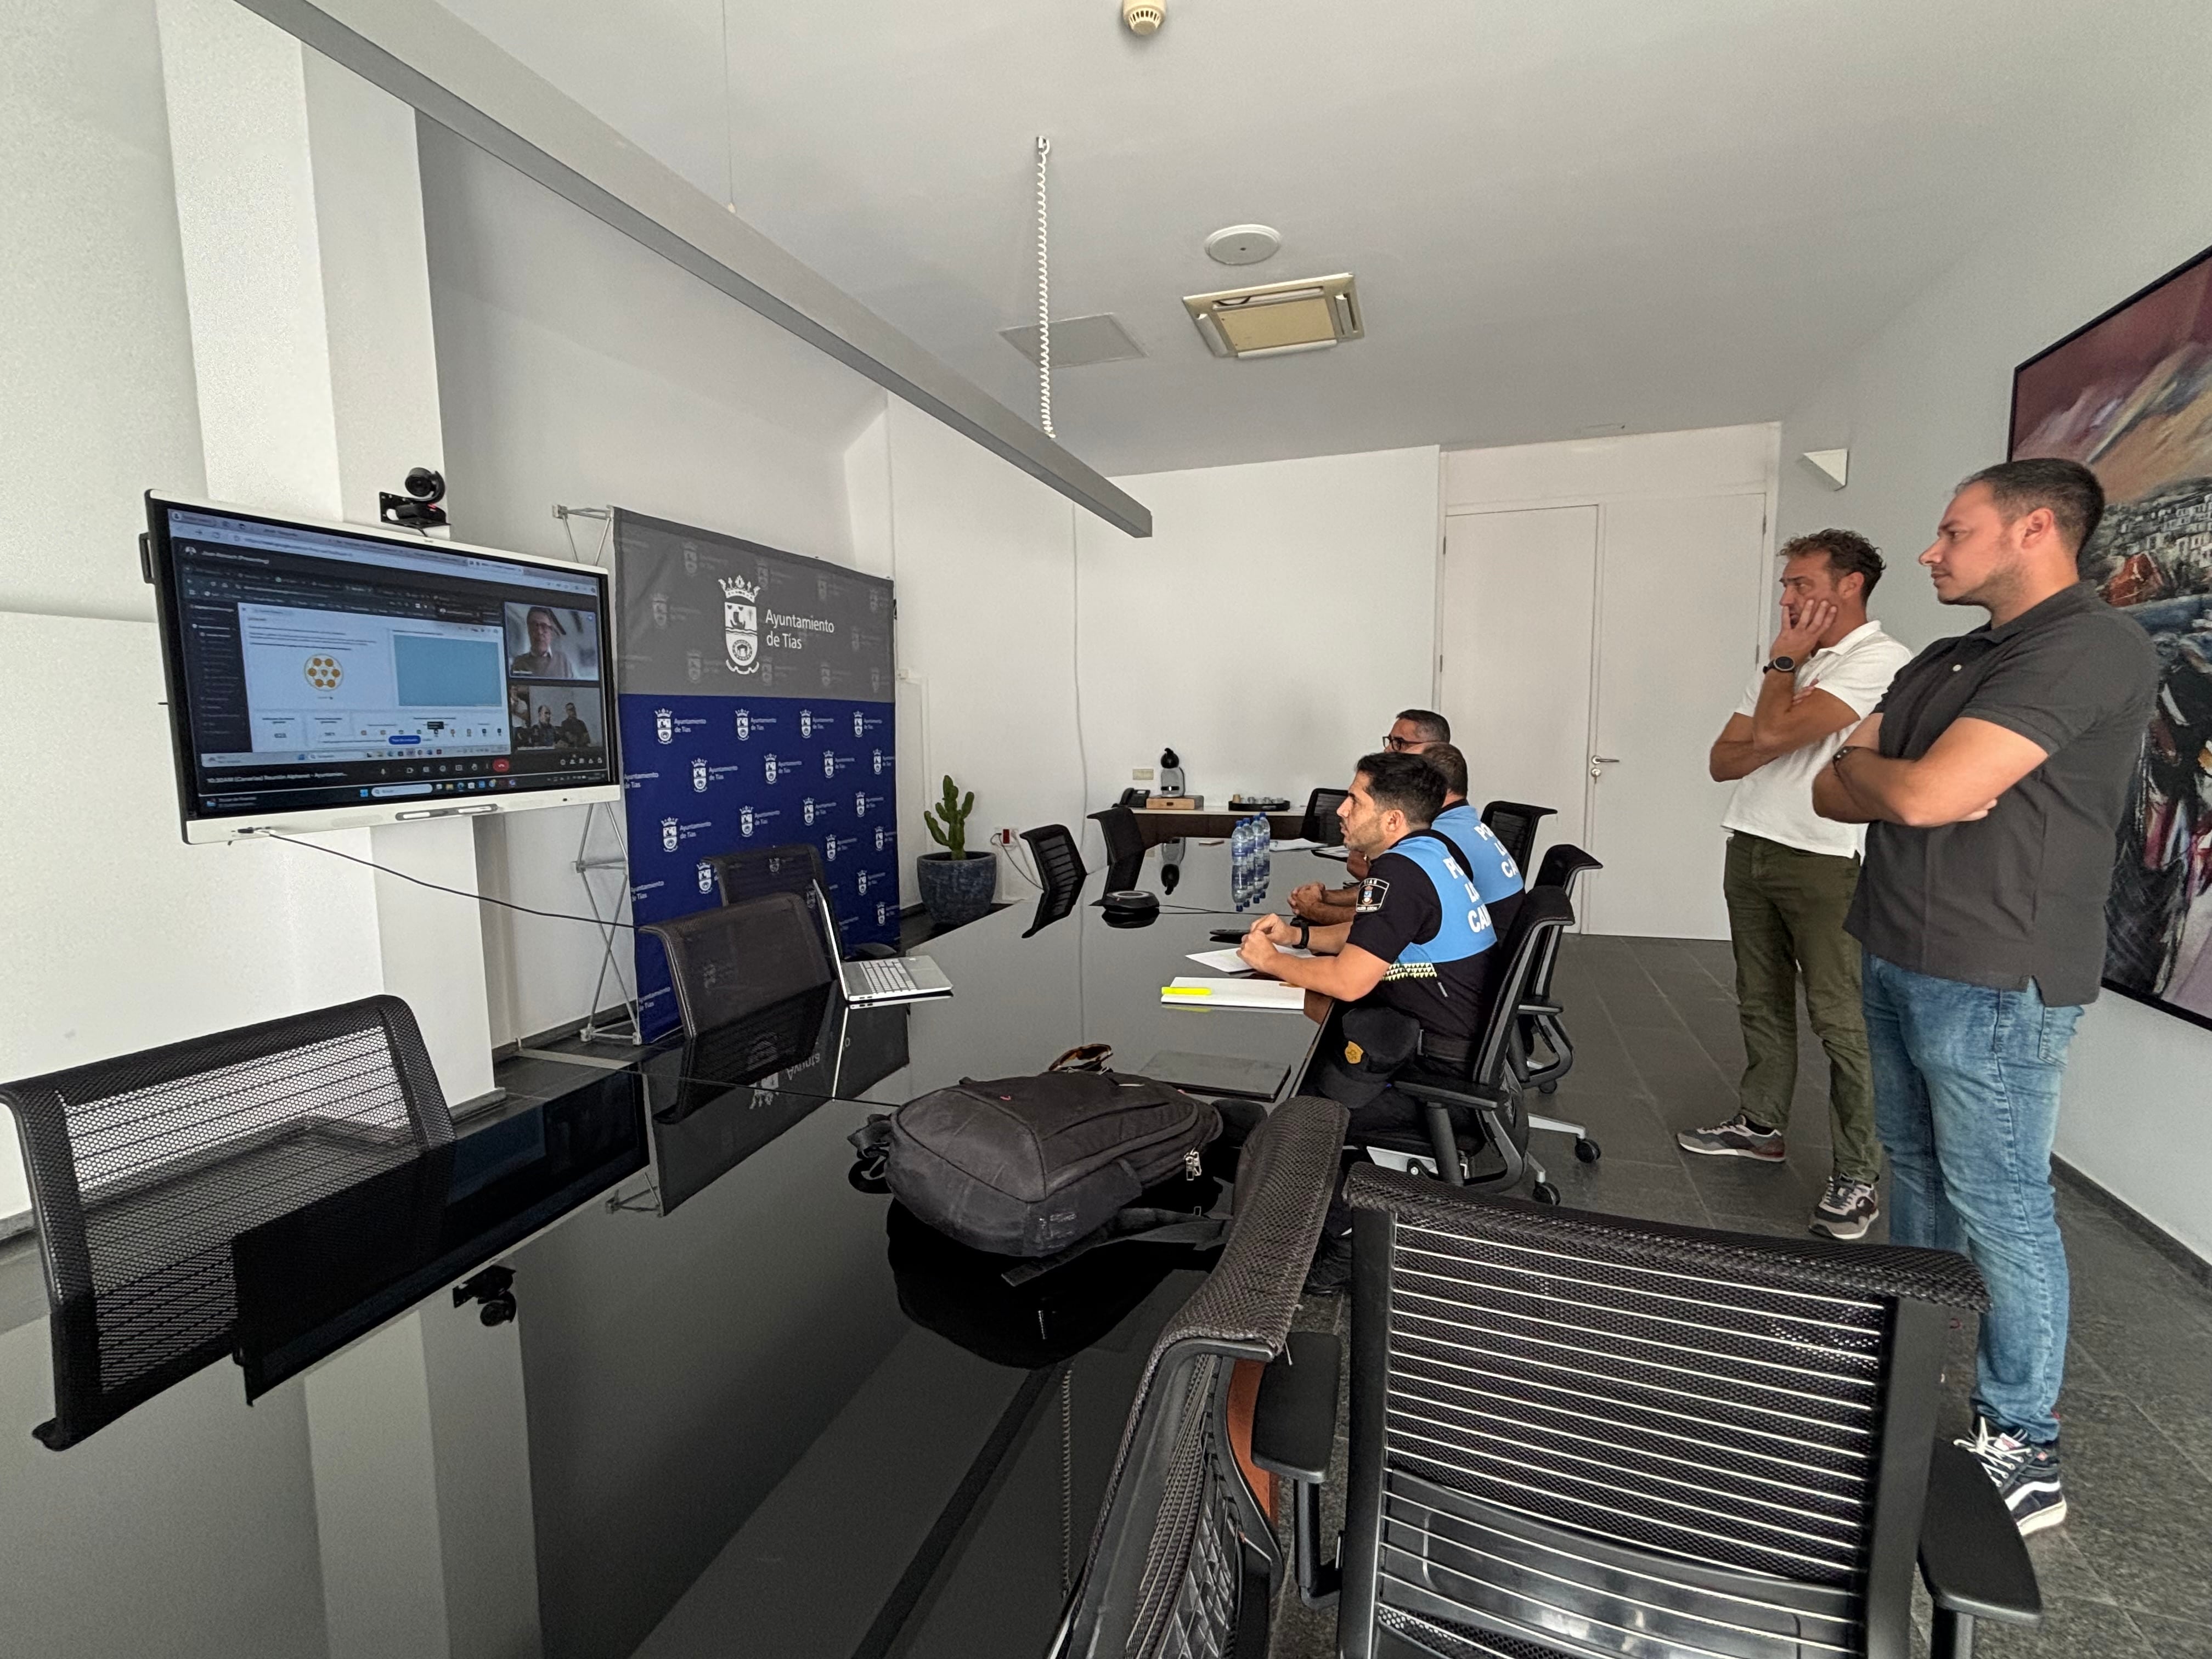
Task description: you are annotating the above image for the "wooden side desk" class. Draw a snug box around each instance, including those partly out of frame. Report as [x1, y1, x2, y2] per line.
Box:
[1129, 808, 1309, 847]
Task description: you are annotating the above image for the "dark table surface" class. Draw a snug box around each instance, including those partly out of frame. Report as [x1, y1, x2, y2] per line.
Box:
[0, 838, 1347, 1657]
[505, 836, 1335, 1659]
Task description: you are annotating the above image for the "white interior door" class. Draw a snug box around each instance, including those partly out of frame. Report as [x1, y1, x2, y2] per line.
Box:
[1583, 492, 1769, 938]
[1438, 507, 1599, 855]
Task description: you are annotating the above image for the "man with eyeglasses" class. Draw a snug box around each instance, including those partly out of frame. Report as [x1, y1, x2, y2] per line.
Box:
[1289, 710, 1453, 923]
[1382, 708, 1448, 753]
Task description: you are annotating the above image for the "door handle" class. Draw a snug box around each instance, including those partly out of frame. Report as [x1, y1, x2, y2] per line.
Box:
[1589, 754, 1621, 778]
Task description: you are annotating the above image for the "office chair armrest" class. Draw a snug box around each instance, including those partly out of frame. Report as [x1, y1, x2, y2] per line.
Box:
[1516, 1000, 1564, 1018]
[1393, 1075, 1515, 1115]
[1253, 1331, 1341, 1607]
[1253, 1331, 1338, 1484]
[1920, 1440, 2041, 1628]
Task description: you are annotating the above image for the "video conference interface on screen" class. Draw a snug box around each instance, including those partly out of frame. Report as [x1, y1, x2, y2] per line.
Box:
[157, 504, 616, 822]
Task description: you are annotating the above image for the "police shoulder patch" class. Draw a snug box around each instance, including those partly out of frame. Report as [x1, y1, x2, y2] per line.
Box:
[1356, 877, 1389, 913]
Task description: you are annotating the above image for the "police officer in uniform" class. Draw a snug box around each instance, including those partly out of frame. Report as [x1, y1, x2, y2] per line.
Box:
[1240, 750, 1500, 1289]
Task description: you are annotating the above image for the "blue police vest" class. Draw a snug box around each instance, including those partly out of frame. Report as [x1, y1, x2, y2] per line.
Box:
[1388, 830, 1496, 964]
[1432, 804, 1525, 906]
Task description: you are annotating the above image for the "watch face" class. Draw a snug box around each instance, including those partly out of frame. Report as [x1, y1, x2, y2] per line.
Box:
[1770, 656, 1796, 672]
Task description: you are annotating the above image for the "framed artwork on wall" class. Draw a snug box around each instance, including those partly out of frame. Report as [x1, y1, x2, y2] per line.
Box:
[2012, 242, 2212, 1026]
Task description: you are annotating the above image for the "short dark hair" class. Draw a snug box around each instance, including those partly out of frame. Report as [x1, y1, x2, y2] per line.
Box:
[1355, 751, 1444, 827]
[1423, 742, 1469, 799]
[1395, 708, 1450, 743]
[1780, 528, 1885, 597]
[1957, 458, 2106, 553]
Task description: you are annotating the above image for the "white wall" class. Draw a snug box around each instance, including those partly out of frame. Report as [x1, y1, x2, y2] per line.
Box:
[871, 397, 1090, 888]
[0, 0, 205, 624]
[1775, 97, 2212, 1262]
[1440, 424, 1780, 936]
[0, 3, 347, 1653]
[855, 431, 1446, 902]
[1075, 447, 1442, 815]
[420, 121, 883, 1042]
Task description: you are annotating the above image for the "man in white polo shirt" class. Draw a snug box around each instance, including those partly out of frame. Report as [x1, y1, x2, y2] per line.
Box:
[1682, 531, 1913, 1239]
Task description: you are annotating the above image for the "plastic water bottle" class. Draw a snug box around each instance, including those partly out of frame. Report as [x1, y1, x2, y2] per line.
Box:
[1248, 814, 1272, 905]
[1230, 815, 1249, 910]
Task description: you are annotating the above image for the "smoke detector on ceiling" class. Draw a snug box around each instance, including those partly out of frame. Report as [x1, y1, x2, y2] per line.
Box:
[1205, 224, 1280, 266]
[1122, 0, 1164, 34]
[1184, 274, 1363, 359]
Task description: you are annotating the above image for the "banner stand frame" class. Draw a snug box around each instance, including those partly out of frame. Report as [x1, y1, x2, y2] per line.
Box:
[573, 797, 641, 1046]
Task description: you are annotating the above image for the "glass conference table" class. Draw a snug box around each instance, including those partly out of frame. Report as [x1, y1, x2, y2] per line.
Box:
[502, 836, 1336, 1659]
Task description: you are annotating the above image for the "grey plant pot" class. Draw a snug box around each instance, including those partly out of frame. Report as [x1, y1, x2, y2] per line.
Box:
[916, 851, 997, 928]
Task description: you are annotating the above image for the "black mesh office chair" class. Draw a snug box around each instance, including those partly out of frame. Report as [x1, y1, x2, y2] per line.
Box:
[1479, 800, 1556, 874]
[1089, 805, 1147, 866]
[641, 890, 837, 1037]
[708, 841, 826, 907]
[1047, 1094, 1348, 1659]
[1021, 823, 1088, 938]
[710, 842, 896, 960]
[0, 995, 454, 1448]
[1347, 887, 1592, 1203]
[1323, 1172, 2040, 1659]
[1303, 787, 1352, 846]
[1518, 844, 1604, 1098]
[1089, 805, 1148, 891]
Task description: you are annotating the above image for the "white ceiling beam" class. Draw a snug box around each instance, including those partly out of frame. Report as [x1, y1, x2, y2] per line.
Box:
[229, 0, 1153, 537]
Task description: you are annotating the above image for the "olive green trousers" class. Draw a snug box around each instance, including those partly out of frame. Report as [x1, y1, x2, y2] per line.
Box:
[1722, 832, 1882, 1183]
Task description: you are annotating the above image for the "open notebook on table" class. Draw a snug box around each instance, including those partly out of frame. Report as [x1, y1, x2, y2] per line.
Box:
[1159, 977, 1307, 1011]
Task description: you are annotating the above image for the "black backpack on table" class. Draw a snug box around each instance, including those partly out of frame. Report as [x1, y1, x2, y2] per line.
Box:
[849, 1070, 1222, 1276]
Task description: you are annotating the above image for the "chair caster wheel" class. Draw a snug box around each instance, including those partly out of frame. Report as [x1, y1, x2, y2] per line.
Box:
[1532, 1182, 1562, 1205]
[1575, 1139, 1600, 1164]
[1538, 1081, 1558, 1096]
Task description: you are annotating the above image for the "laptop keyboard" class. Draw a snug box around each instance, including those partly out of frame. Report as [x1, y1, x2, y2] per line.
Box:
[852, 957, 923, 996]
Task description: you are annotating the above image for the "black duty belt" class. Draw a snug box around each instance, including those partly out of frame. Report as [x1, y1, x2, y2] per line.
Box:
[1416, 1031, 1474, 1071]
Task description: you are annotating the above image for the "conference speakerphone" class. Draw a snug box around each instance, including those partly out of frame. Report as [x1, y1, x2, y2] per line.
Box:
[143, 493, 623, 842]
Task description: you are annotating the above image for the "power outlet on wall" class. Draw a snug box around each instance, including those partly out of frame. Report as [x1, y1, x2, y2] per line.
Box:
[991, 827, 1017, 848]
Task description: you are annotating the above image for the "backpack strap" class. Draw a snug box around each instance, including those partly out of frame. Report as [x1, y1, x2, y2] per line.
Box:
[847, 1115, 894, 1190]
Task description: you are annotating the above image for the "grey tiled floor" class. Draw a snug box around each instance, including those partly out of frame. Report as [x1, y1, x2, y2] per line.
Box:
[1268, 933, 2212, 1658]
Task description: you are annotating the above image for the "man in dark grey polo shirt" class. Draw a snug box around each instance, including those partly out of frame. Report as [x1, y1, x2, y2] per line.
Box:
[1814, 458, 2157, 1537]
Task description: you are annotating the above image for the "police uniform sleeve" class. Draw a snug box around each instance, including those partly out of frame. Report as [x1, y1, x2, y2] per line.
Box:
[1345, 851, 1440, 963]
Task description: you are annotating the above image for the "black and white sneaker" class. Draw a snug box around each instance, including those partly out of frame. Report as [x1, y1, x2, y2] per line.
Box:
[1959, 1417, 2067, 1535]
[1676, 1113, 1786, 1161]
[1810, 1177, 1880, 1240]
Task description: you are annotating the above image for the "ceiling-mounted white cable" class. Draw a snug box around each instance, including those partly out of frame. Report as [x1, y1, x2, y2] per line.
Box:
[719, 0, 736, 212]
[1035, 134, 1054, 438]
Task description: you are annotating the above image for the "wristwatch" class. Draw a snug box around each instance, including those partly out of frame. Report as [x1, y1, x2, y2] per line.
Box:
[1293, 921, 1311, 949]
[1764, 655, 1797, 674]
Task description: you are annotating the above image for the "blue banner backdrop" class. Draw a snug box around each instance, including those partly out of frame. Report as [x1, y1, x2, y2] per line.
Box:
[611, 510, 897, 1040]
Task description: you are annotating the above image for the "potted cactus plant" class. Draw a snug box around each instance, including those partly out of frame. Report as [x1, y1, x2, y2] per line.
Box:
[916, 774, 996, 928]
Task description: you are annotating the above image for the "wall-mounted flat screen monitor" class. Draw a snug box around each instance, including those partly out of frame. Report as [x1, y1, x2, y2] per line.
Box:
[145, 493, 623, 843]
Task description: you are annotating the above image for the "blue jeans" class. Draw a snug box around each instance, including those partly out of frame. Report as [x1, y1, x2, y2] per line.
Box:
[1861, 953, 2081, 1446]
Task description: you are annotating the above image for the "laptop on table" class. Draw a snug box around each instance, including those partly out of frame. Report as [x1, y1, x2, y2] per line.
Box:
[805, 884, 955, 1005]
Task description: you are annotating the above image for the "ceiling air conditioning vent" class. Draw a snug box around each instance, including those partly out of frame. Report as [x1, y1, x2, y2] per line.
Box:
[1183, 273, 1361, 359]
[999, 313, 1146, 368]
